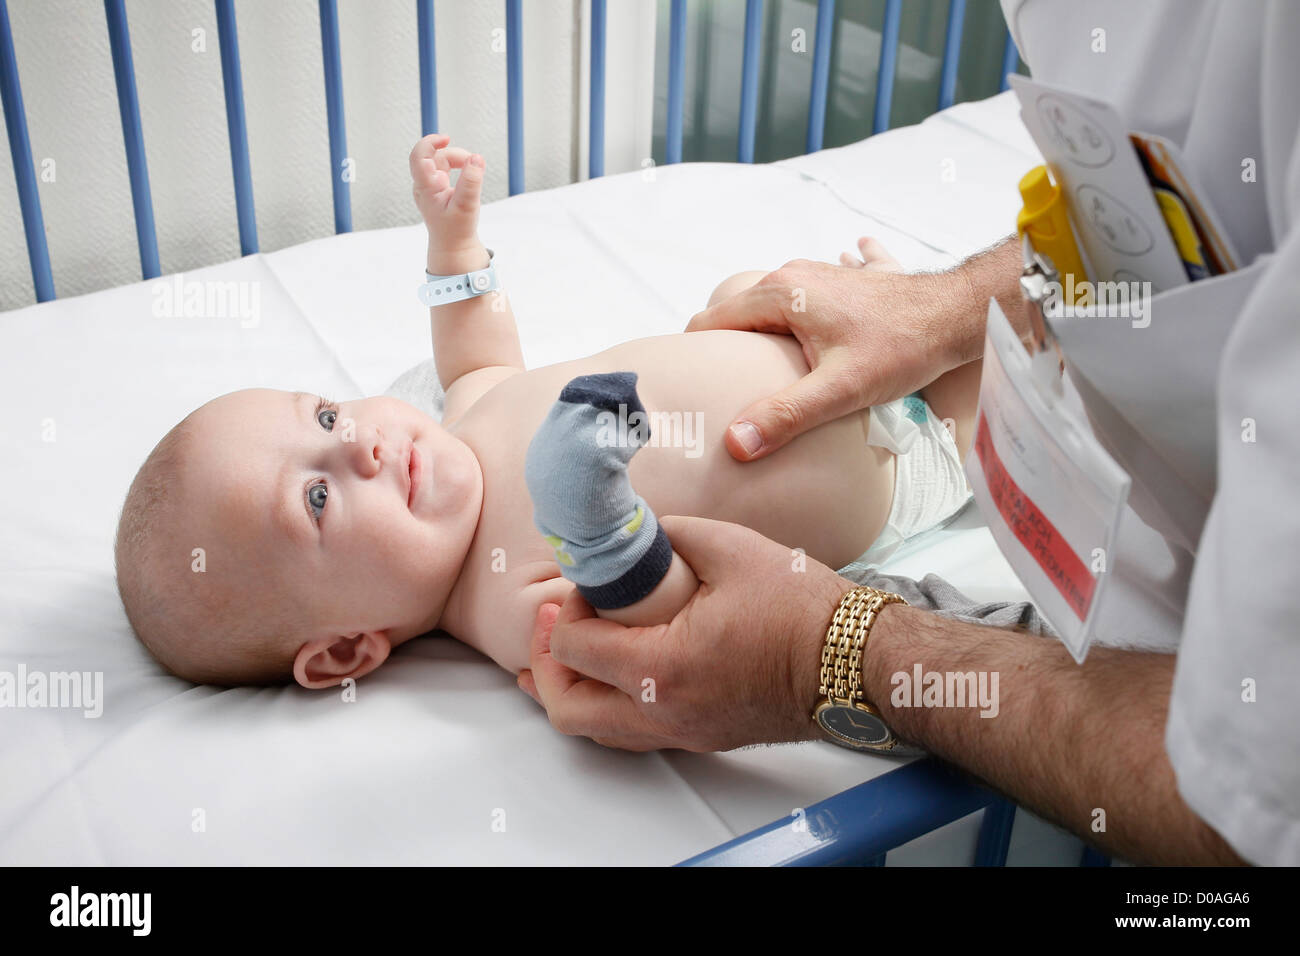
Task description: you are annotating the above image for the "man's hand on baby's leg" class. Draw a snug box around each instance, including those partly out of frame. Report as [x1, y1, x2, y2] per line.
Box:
[525, 373, 699, 627]
[409, 133, 489, 275]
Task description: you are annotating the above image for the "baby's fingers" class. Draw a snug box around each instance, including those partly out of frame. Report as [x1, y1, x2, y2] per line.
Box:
[856, 236, 902, 272]
[409, 133, 451, 177]
[435, 146, 473, 172]
[452, 153, 485, 213]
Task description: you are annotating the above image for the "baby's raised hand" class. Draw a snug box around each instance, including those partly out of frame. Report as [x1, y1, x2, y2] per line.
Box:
[409, 133, 485, 255]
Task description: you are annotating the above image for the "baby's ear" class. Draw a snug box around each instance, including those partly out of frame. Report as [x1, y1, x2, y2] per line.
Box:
[292, 632, 391, 689]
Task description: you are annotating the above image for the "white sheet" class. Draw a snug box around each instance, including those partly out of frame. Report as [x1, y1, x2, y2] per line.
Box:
[0, 91, 1085, 865]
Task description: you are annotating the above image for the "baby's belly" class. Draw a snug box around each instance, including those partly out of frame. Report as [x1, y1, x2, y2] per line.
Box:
[601, 330, 894, 569]
[456, 330, 895, 670]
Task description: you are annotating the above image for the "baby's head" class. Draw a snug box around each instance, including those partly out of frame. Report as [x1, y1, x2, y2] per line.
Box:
[114, 388, 482, 688]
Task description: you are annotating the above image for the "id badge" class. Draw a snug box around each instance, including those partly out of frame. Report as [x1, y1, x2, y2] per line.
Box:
[964, 297, 1131, 662]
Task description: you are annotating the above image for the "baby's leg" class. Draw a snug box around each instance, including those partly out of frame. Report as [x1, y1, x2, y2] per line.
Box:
[706, 270, 768, 309]
[525, 373, 699, 627]
[918, 359, 982, 462]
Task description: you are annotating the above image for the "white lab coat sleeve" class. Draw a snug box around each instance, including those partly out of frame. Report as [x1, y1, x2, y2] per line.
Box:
[1166, 221, 1300, 866]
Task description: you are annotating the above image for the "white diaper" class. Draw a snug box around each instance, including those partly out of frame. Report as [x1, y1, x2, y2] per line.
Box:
[841, 393, 973, 571]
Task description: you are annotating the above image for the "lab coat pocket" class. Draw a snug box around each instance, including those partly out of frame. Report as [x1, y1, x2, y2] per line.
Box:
[1047, 259, 1271, 552]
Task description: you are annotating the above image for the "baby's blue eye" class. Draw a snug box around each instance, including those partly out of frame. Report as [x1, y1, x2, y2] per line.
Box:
[307, 480, 327, 519]
[317, 404, 337, 430]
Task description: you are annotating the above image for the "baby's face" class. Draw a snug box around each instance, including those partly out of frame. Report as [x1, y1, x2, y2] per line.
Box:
[181, 388, 482, 673]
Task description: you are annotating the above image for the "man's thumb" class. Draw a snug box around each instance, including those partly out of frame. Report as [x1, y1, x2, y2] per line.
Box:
[724, 361, 865, 461]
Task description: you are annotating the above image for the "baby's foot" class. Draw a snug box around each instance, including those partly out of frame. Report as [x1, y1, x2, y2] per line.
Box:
[839, 236, 902, 273]
[408, 133, 486, 267]
[524, 372, 673, 610]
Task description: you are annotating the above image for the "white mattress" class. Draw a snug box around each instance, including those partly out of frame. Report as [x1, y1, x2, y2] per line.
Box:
[0, 91, 1086, 865]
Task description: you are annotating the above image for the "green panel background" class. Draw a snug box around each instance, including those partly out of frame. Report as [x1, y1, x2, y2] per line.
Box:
[652, 0, 1028, 164]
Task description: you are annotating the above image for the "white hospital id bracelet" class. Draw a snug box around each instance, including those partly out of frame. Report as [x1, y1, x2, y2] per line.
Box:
[418, 248, 498, 306]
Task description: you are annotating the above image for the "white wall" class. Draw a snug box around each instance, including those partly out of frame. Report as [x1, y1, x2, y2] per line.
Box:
[0, 0, 655, 311]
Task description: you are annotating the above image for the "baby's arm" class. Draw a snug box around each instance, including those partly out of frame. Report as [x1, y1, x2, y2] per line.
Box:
[525, 373, 700, 629]
[410, 134, 524, 424]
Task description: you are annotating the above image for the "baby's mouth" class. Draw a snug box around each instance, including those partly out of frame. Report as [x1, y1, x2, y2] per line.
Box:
[408, 442, 421, 510]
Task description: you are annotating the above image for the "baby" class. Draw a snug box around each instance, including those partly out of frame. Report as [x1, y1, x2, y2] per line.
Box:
[113, 134, 979, 688]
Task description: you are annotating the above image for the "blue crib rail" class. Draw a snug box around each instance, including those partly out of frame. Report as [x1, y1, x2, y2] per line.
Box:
[318, 0, 351, 233]
[679, 758, 1006, 866]
[416, 0, 438, 137]
[664, 0, 687, 164]
[2, 0, 1023, 296]
[873, 0, 903, 134]
[104, 0, 159, 280]
[588, 0, 606, 179]
[0, 2, 1064, 866]
[216, 0, 257, 255]
[737, 0, 762, 163]
[804, 0, 835, 153]
[678, 758, 1105, 867]
[938, 0, 967, 111]
[0, 0, 52, 300]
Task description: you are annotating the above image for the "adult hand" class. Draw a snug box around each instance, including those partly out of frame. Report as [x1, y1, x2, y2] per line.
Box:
[516, 515, 856, 752]
[685, 249, 946, 461]
[687, 235, 1022, 462]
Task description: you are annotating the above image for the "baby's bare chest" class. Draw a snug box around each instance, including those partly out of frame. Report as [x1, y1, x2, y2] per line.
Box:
[452, 331, 893, 668]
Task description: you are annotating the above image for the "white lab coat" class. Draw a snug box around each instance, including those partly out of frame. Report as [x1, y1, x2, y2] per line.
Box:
[1000, 0, 1300, 865]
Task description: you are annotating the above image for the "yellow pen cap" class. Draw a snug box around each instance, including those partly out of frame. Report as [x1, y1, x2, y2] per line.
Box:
[1016, 166, 1089, 303]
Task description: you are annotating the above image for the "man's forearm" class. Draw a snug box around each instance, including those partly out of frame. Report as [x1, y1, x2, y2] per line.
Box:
[917, 234, 1028, 370]
[861, 604, 1246, 865]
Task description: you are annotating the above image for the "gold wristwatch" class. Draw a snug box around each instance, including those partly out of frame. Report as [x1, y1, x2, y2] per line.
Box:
[813, 585, 919, 755]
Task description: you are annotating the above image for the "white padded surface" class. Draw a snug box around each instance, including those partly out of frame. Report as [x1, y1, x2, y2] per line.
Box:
[0, 91, 1082, 865]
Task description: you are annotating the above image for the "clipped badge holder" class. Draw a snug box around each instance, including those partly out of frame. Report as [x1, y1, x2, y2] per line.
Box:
[964, 277, 1131, 663]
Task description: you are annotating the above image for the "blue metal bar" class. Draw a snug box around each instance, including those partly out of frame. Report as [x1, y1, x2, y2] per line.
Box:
[589, 0, 605, 178]
[737, 0, 762, 163]
[804, 0, 834, 153]
[973, 798, 1016, 866]
[215, 0, 257, 255]
[937, 0, 966, 110]
[1000, 27, 1019, 92]
[318, 0, 351, 232]
[506, 0, 523, 194]
[317, 0, 351, 232]
[1080, 845, 1112, 867]
[871, 0, 901, 134]
[104, 0, 160, 279]
[417, 0, 438, 136]
[677, 759, 998, 866]
[0, 0, 54, 300]
[665, 0, 686, 164]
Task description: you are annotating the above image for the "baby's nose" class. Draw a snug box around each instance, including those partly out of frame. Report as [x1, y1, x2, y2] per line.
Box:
[348, 424, 384, 474]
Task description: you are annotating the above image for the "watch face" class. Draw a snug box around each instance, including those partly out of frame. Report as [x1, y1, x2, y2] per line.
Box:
[816, 703, 891, 748]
